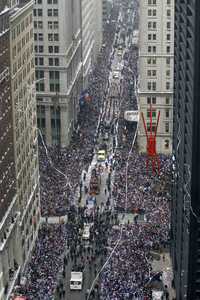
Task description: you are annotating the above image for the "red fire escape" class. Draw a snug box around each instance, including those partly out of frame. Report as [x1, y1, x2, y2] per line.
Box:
[141, 104, 160, 175]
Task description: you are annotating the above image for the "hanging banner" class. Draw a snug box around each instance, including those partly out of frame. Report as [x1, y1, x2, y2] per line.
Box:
[124, 110, 139, 122]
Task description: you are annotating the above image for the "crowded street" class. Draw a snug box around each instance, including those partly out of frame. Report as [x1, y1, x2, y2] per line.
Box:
[12, 0, 173, 299]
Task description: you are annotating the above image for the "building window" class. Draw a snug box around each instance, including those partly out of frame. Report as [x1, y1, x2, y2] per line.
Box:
[167, 9, 171, 17]
[167, 0, 171, 4]
[166, 97, 170, 104]
[147, 82, 156, 91]
[166, 34, 171, 41]
[147, 70, 156, 77]
[54, 21, 59, 29]
[36, 70, 44, 80]
[39, 57, 44, 65]
[166, 46, 170, 53]
[38, 33, 43, 41]
[147, 122, 156, 132]
[48, 21, 53, 29]
[166, 70, 170, 77]
[49, 58, 53, 66]
[49, 46, 53, 53]
[55, 58, 59, 66]
[38, 9, 43, 16]
[152, 96, 156, 104]
[38, 21, 43, 29]
[147, 97, 156, 105]
[147, 109, 156, 118]
[148, 0, 156, 4]
[152, 82, 156, 90]
[166, 82, 170, 90]
[53, 9, 58, 16]
[48, 34, 53, 41]
[164, 140, 169, 149]
[167, 22, 171, 30]
[148, 9, 152, 16]
[165, 109, 169, 118]
[54, 33, 59, 41]
[54, 46, 59, 53]
[165, 122, 169, 133]
[50, 84, 60, 92]
[147, 58, 151, 64]
[166, 57, 170, 65]
[48, 9, 52, 16]
[36, 82, 45, 92]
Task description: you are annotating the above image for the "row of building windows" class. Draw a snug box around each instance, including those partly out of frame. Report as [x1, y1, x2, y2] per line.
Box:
[148, 21, 171, 30]
[35, 0, 58, 4]
[34, 45, 59, 53]
[34, 33, 59, 42]
[36, 70, 60, 92]
[148, 33, 171, 41]
[147, 45, 171, 54]
[147, 57, 171, 65]
[147, 69, 171, 77]
[34, 21, 59, 30]
[35, 57, 59, 66]
[146, 121, 170, 134]
[33, 8, 59, 17]
[147, 9, 171, 18]
[147, 81, 171, 90]
[146, 109, 170, 118]
[147, 96, 171, 105]
[148, 0, 171, 6]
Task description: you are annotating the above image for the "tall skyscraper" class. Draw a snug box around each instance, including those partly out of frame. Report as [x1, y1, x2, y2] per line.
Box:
[81, 0, 95, 89]
[93, 0, 103, 59]
[0, 1, 40, 299]
[34, 0, 83, 146]
[172, 1, 200, 299]
[138, 0, 174, 154]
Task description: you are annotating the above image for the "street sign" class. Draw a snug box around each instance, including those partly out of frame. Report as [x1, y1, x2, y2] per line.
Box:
[124, 110, 139, 122]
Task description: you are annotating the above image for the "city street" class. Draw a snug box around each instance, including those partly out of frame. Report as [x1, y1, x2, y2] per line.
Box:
[11, 1, 174, 300]
[54, 20, 130, 299]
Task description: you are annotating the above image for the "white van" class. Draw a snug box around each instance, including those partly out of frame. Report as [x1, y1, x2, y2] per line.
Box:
[70, 272, 83, 290]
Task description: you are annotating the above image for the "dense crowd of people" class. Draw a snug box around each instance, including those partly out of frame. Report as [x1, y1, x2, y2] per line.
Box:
[13, 1, 173, 299]
[39, 5, 118, 217]
[14, 224, 68, 299]
[13, 3, 121, 300]
[100, 7, 171, 299]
